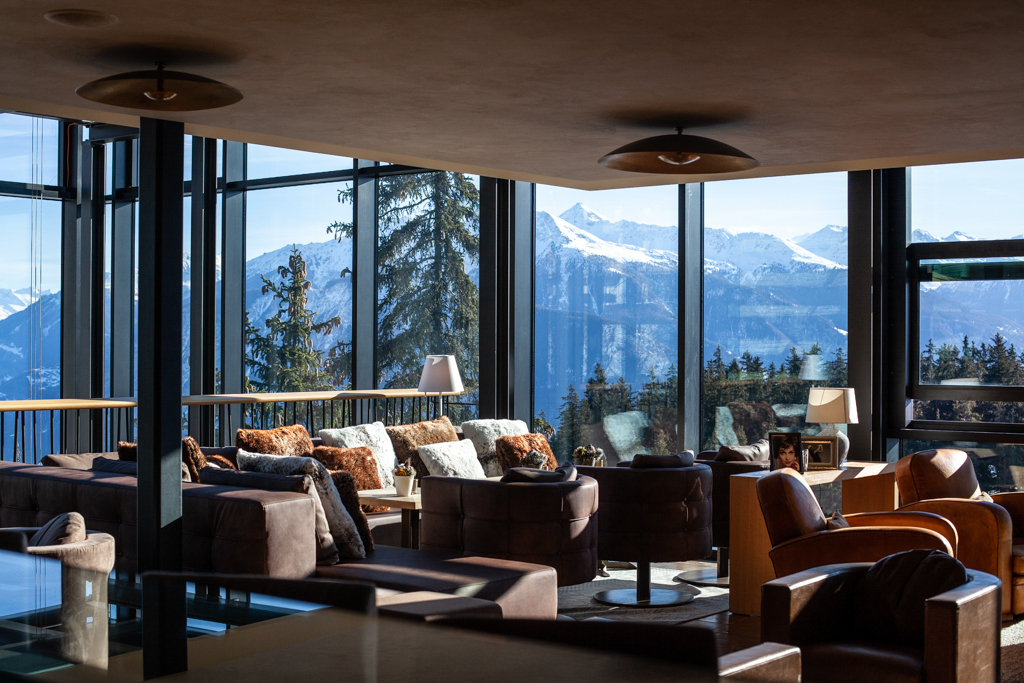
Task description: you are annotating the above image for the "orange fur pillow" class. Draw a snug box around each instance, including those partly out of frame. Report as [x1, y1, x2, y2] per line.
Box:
[235, 424, 313, 457]
[385, 416, 459, 479]
[115, 437, 208, 481]
[495, 433, 558, 473]
[313, 446, 388, 513]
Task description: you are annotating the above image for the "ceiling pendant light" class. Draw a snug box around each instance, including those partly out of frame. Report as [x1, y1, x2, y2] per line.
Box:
[599, 127, 759, 174]
[76, 63, 243, 112]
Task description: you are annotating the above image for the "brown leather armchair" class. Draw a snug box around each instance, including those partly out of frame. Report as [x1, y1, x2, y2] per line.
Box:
[756, 468, 957, 578]
[419, 475, 599, 587]
[761, 561, 1001, 683]
[895, 448, 1021, 618]
[578, 462, 712, 607]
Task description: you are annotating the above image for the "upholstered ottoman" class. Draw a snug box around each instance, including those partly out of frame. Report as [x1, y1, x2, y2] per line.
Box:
[316, 545, 558, 619]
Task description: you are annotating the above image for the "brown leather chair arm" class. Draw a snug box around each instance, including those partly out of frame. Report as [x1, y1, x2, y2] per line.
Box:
[768, 526, 952, 579]
[924, 569, 1001, 683]
[27, 533, 116, 574]
[845, 510, 958, 554]
[718, 642, 801, 682]
[900, 498, 1012, 616]
[991, 490, 1024, 536]
[760, 563, 870, 645]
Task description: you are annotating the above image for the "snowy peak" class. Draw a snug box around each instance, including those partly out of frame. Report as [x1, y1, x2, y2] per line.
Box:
[556, 203, 678, 252]
[704, 226, 845, 276]
[536, 211, 676, 268]
[794, 225, 848, 266]
[558, 203, 610, 228]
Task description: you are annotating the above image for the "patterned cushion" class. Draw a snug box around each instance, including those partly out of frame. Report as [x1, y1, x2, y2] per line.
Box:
[235, 424, 314, 457]
[237, 450, 365, 560]
[319, 422, 397, 487]
[386, 417, 459, 479]
[417, 439, 486, 479]
[494, 433, 558, 473]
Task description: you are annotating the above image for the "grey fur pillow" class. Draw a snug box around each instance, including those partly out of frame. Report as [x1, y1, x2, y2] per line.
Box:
[319, 421, 397, 487]
[461, 419, 529, 477]
[237, 450, 365, 559]
[417, 439, 486, 479]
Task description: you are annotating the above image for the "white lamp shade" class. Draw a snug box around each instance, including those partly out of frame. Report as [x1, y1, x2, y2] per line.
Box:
[805, 387, 858, 424]
[418, 355, 464, 394]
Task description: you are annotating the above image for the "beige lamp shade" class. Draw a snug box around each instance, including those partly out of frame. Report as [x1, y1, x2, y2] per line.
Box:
[418, 355, 464, 394]
[805, 387, 858, 424]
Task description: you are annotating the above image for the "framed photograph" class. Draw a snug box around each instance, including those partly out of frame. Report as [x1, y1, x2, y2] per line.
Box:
[769, 432, 803, 473]
[804, 436, 840, 470]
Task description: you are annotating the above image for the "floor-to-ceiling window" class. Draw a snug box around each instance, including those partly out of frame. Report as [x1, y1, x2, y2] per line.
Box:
[375, 172, 480, 421]
[904, 159, 1024, 491]
[534, 185, 678, 464]
[701, 173, 848, 451]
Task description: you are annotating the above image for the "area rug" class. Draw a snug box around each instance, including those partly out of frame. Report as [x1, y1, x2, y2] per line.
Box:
[557, 564, 729, 623]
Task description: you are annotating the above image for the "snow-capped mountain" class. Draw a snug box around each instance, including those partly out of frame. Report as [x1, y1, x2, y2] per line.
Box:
[795, 225, 848, 266]
[556, 203, 678, 253]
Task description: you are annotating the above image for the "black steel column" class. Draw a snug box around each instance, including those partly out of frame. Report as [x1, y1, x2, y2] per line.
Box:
[189, 137, 217, 445]
[220, 141, 245, 442]
[137, 117, 186, 679]
[59, 122, 83, 452]
[110, 139, 135, 411]
[510, 181, 535, 425]
[679, 183, 703, 453]
[353, 160, 377, 392]
[848, 171, 874, 460]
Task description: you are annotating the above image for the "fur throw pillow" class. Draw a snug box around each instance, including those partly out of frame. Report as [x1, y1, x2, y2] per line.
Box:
[205, 454, 236, 470]
[235, 424, 313, 457]
[313, 446, 388, 513]
[328, 470, 375, 553]
[386, 416, 459, 480]
[319, 422, 397, 487]
[460, 419, 530, 477]
[236, 450, 365, 559]
[417, 439, 486, 479]
[495, 433, 558, 473]
[115, 437, 208, 481]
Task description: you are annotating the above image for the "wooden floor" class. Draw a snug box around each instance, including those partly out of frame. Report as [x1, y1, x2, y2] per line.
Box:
[662, 560, 762, 655]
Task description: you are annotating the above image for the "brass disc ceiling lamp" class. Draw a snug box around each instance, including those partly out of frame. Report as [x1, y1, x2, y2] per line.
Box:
[599, 127, 758, 174]
[76, 63, 242, 111]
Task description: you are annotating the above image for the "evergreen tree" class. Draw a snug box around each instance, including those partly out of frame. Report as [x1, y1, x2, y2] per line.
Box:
[584, 362, 609, 422]
[921, 339, 936, 383]
[246, 247, 341, 392]
[555, 385, 588, 462]
[826, 347, 848, 385]
[329, 172, 479, 418]
[784, 347, 802, 376]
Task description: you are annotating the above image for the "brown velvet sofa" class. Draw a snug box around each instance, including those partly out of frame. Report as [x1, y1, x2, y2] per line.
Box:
[761, 562, 1001, 683]
[418, 475, 599, 587]
[895, 448, 1021, 619]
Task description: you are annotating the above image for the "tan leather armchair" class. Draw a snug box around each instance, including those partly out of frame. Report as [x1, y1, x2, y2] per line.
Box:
[756, 468, 957, 578]
[761, 562, 1001, 683]
[896, 448, 1021, 618]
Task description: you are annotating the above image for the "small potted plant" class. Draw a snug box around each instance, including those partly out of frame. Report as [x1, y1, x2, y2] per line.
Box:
[393, 462, 417, 496]
[573, 444, 605, 467]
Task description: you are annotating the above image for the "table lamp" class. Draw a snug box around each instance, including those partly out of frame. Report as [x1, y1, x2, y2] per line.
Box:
[418, 355, 463, 417]
[805, 387, 858, 466]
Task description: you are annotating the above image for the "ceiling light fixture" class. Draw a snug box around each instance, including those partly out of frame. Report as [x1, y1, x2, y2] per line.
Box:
[76, 63, 243, 111]
[44, 8, 119, 28]
[599, 127, 759, 174]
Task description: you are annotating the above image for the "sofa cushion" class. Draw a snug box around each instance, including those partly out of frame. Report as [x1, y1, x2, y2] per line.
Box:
[312, 445, 387, 513]
[494, 433, 558, 473]
[235, 424, 314, 458]
[319, 422, 397, 487]
[386, 417, 460, 480]
[29, 511, 87, 547]
[802, 643, 924, 683]
[237, 450, 365, 560]
[316, 544, 558, 619]
[205, 454, 236, 470]
[328, 470, 375, 553]
[418, 439, 486, 479]
[501, 462, 577, 483]
[114, 437, 209, 481]
[1014, 545, 1024, 575]
[41, 452, 117, 469]
[198, 467, 339, 566]
[630, 453, 691, 469]
[118, 440, 137, 462]
[460, 419, 530, 477]
[201, 447, 238, 468]
[92, 455, 193, 482]
[854, 549, 969, 647]
[716, 439, 770, 462]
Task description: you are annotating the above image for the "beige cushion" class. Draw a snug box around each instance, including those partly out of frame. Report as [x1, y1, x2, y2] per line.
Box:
[30, 512, 87, 547]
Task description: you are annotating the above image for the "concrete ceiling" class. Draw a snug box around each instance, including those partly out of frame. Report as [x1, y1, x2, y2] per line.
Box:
[1, 0, 1023, 189]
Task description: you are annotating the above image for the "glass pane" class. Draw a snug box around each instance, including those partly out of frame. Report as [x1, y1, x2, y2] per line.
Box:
[246, 144, 351, 179]
[702, 173, 848, 451]
[901, 440, 1024, 494]
[0, 113, 60, 185]
[376, 172, 480, 421]
[534, 185, 678, 464]
[911, 159, 1024, 243]
[0, 196, 63, 404]
[244, 182, 353, 391]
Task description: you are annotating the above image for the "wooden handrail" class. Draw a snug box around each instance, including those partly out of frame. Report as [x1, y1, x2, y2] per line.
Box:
[0, 398, 138, 412]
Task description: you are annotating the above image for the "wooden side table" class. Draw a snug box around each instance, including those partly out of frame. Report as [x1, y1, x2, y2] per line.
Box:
[357, 488, 422, 548]
[728, 461, 899, 616]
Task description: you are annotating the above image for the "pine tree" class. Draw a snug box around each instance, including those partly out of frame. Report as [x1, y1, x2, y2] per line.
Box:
[555, 385, 588, 462]
[784, 347, 802, 376]
[921, 339, 936, 383]
[246, 247, 341, 392]
[584, 362, 609, 422]
[826, 347, 848, 385]
[329, 172, 480, 418]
